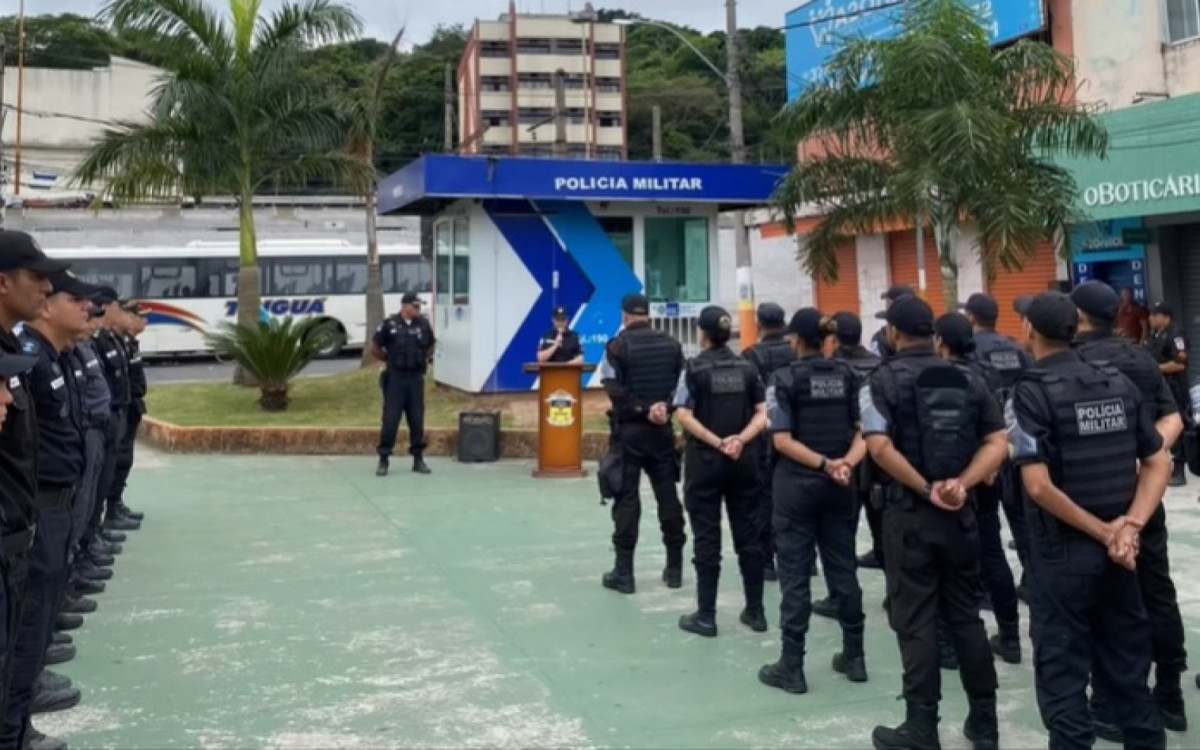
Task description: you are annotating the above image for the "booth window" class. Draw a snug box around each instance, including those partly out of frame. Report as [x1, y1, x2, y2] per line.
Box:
[452, 216, 470, 304]
[435, 220, 452, 305]
[644, 217, 710, 302]
[1168, 0, 1200, 42]
[596, 216, 634, 270]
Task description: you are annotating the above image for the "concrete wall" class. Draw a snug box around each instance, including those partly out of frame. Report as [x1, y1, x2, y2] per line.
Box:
[716, 220, 815, 319]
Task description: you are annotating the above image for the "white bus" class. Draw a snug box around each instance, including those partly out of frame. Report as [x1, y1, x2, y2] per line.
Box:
[47, 240, 431, 357]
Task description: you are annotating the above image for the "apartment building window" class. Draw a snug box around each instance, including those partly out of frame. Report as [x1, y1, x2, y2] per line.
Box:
[596, 77, 622, 93]
[482, 110, 512, 127]
[518, 107, 554, 124]
[565, 108, 587, 124]
[555, 38, 584, 54]
[563, 74, 590, 90]
[481, 41, 510, 57]
[597, 146, 623, 161]
[594, 43, 621, 59]
[598, 111, 622, 127]
[518, 73, 555, 89]
[481, 145, 511, 156]
[1167, 0, 1200, 42]
[516, 37, 553, 54]
[481, 76, 511, 92]
[566, 145, 588, 158]
[522, 145, 554, 158]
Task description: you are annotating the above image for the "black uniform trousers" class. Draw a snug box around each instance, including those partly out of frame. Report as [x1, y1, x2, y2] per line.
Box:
[860, 492, 885, 562]
[975, 479, 1020, 627]
[774, 468, 864, 659]
[882, 499, 997, 706]
[107, 402, 143, 511]
[3, 489, 73, 747]
[0, 530, 31, 725]
[1090, 503, 1187, 714]
[998, 465, 1030, 573]
[757, 448, 776, 567]
[684, 444, 763, 613]
[91, 409, 126, 533]
[378, 371, 426, 458]
[610, 422, 685, 553]
[1027, 508, 1163, 750]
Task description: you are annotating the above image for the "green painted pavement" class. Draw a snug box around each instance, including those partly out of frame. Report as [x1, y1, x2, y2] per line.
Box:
[38, 449, 1200, 748]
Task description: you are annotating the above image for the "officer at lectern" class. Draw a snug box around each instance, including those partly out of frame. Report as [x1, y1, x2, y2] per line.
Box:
[537, 306, 584, 365]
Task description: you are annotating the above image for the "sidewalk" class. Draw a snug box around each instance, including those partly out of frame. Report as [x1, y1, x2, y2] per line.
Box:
[39, 450, 1200, 748]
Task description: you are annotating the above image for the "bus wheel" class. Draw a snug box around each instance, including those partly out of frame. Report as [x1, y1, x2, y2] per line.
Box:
[313, 320, 347, 358]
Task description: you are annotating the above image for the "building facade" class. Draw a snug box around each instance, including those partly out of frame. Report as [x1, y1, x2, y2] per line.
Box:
[457, 4, 627, 160]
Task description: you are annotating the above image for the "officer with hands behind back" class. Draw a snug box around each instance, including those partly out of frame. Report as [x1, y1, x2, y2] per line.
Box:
[1009, 291, 1172, 750]
[673, 305, 769, 638]
[1145, 302, 1190, 487]
[860, 295, 1008, 750]
[371, 292, 436, 477]
[758, 308, 867, 696]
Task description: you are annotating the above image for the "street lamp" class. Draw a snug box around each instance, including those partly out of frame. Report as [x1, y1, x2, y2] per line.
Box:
[612, 18, 729, 84]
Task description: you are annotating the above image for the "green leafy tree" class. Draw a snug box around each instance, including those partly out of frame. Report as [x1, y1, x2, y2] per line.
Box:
[207, 316, 338, 411]
[73, 0, 370, 343]
[774, 0, 1107, 306]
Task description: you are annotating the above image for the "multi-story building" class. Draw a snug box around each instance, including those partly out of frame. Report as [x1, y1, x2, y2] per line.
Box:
[457, 3, 627, 160]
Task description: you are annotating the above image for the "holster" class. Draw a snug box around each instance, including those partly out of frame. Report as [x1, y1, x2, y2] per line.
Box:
[884, 483, 916, 510]
[598, 444, 625, 499]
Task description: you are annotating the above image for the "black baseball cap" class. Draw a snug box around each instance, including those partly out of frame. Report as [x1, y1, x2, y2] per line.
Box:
[886, 295, 934, 337]
[1016, 292, 1078, 342]
[621, 293, 649, 315]
[960, 292, 998, 321]
[92, 286, 119, 305]
[0, 231, 70, 274]
[401, 292, 423, 306]
[756, 302, 786, 327]
[786, 308, 824, 342]
[0, 351, 36, 379]
[882, 285, 915, 303]
[48, 270, 104, 299]
[89, 305, 107, 319]
[1012, 295, 1032, 318]
[552, 305, 569, 320]
[935, 313, 976, 354]
[832, 311, 863, 345]
[1152, 302, 1174, 318]
[698, 305, 733, 336]
[1070, 280, 1119, 322]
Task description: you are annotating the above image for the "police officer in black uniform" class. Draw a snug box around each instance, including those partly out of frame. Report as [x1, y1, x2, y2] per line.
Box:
[537, 305, 583, 365]
[870, 286, 914, 358]
[92, 289, 138, 538]
[598, 293, 686, 593]
[1009, 290, 1172, 750]
[742, 302, 794, 581]
[1146, 302, 1190, 487]
[673, 305, 768, 637]
[1071, 280, 1188, 737]
[372, 292, 436, 477]
[759, 308, 867, 694]
[105, 301, 147, 525]
[934, 312, 1022, 665]
[861, 295, 1008, 750]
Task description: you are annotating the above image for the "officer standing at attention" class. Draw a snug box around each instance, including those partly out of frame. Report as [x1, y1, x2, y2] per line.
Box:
[1009, 291, 1172, 750]
[742, 302, 794, 582]
[870, 286, 915, 358]
[371, 292, 436, 477]
[673, 305, 768, 637]
[536, 306, 584, 365]
[1145, 302, 1190, 487]
[105, 301, 148, 525]
[933, 312, 1022, 666]
[1071, 280, 1187, 738]
[758, 308, 867, 694]
[598, 293, 687, 594]
[861, 295, 1008, 750]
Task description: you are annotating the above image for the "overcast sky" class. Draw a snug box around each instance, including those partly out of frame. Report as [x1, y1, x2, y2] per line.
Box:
[30, 0, 802, 47]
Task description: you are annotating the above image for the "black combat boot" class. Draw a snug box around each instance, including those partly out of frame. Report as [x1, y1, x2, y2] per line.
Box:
[740, 607, 768, 633]
[962, 696, 999, 750]
[662, 546, 683, 589]
[812, 595, 839, 619]
[104, 515, 139, 532]
[989, 619, 1021, 665]
[44, 643, 75, 666]
[857, 550, 883, 570]
[24, 724, 67, 750]
[375, 456, 389, 476]
[101, 529, 126, 544]
[60, 595, 97, 615]
[1155, 667, 1188, 732]
[872, 701, 941, 750]
[679, 568, 719, 637]
[413, 454, 432, 475]
[37, 671, 72, 693]
[1170, 460, 1187, 487]
[758, 654, 807, 694]
[833, 630, 868, 682]
[113, 500, 144, 522]
[740, 558, 766, 632]
[602, 549, 635, 594]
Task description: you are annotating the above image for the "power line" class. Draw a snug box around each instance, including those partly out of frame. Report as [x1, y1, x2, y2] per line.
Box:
[777, 0, 904, 31]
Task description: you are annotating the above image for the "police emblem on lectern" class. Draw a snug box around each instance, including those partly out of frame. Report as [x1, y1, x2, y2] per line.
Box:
[546, 389, 576, 427]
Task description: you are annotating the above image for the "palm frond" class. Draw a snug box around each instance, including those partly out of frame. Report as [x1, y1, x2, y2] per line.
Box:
[101, 0, 232, 64]
[206, 316, 337, 389]
[254, 0, 362, 52]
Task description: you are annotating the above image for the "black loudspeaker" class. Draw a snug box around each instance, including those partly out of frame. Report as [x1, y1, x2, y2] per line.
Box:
[458, 411, 501, 463]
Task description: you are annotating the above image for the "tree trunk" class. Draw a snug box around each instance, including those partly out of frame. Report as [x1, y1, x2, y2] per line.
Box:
[234, 194, 263, 386]
[933, 215, 960, 311]
[259, 385, 289, 412]
[361, 190, 385, 368]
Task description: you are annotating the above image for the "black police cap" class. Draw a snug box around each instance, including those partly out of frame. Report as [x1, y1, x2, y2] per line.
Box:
[756, 302, 786, 327]
[831, 311, 863, 345]
[0, 231, 70, 275]
[401, 292, 423, 306]
[786, 307, 824, 342]
[552, 305, 569, 320]
[621, 293, 649, 316]
[1152, 302, 1174, 318]
[1070, 280, 1119, 322]
[48, 271, 104, 300]
[934, 312, 976, 354]
[1016, 292, 1078, 342]
[698, 305, 733, 336]
[886, 295, 934, 337]
[882, 285, 915, 303]
[960, 292, 998, 321]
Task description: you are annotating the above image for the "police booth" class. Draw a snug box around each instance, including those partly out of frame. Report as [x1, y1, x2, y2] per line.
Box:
[376, 156, 787, 393]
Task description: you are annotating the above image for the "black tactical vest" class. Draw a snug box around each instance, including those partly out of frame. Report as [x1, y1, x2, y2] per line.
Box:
[747, 337, 795, 382]
[385, 315, 431, 373]
[896, 359, 980, 481]
[1074, 335, 1164, 406]
[622, 327, 682, 405]
[973, 333, 1027, 390]
[835, 346, 881, 385]
[689, 353, 755, 440]
[95, 330, 131, 408]
[786, 358, 857, 459]
[1023, 361, 1139, 510]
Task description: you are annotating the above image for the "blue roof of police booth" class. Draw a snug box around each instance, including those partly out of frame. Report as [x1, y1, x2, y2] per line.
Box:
[377, 155, 791, 215]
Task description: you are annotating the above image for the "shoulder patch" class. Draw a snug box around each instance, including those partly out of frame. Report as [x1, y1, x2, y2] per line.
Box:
[20, 339, 37, 355]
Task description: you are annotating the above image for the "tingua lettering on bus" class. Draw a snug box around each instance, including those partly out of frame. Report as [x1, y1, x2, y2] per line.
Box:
[1082, 174, 1200, 207]
[552, 176, 704, 192]
[224, 298, 328, 316]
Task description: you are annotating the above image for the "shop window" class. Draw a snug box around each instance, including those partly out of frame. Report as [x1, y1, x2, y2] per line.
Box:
[597, 216, 634, 269]
[644, 217, 709, 302]
[1168, 0, 1200, 42]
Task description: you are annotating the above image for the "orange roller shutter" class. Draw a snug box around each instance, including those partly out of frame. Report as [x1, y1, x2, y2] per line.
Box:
[888, 229, 946, 315]
[988, 239, 1060, 340]
[815, 241, 860, 317]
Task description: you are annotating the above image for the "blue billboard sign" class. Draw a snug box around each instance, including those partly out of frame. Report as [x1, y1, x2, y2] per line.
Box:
[1069, 217, 1148, 304]
[785, 0, 1047, 101]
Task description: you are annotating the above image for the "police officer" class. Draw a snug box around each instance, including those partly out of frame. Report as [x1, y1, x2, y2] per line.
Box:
[372, 292, 436, 477]
[92, 289, 138, 539]
[869, 286, 915, 358]
[673, 305, 768, 637]
[1071, 280, 1188, 737]
[7, 269, 98, 750]
[759, 308, 867, 694]
[1009, 290, 1172, 750]
[861, 295, 1008, 750]
[537, 305, 583, 365]
[1146, 302, 1190, 487]
[742, 302, 794, 581]
[934, 312, 1022, 665]
[106, 301, 148, 524]
[598, 293, 686, 593]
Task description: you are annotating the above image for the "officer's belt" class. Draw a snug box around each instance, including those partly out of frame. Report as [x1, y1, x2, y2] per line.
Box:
[1, 526, 35, 557]
[35, 487, 74, 510]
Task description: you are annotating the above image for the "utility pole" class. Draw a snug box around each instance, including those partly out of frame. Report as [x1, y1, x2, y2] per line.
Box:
[726, 0, 754, 348]
[1, 37, 7, 227]
[553, 69, 567, 157]
[651, 105, 663, 163]
[14, 0, 26, 197]
[443, 63, 454, 152]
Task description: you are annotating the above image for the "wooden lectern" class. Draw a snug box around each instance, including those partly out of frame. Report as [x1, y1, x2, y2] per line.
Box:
[523, 362, 596, 478]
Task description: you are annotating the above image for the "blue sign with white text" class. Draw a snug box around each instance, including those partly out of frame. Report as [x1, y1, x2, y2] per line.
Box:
[1070, 218, 1148, 304]
[784, 0, 1046, 100]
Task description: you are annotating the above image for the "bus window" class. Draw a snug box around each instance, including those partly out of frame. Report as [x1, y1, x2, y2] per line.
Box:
[198, 258, 239, 297]
[140, 260, 199, 298]
[264, 258, 333, 296]
[333, 260, 368, 294]
[70, 259, 137, 298]
[383, 258, 432, 294]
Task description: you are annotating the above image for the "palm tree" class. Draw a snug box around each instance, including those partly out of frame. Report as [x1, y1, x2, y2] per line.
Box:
[774, 0, 1108, 307]
[75, 0, 370, 335]
[207, 316, 338, 411]
[345, 27, 406, 368]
